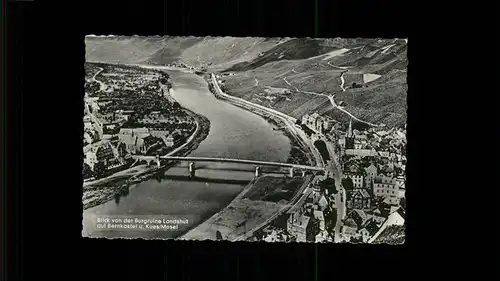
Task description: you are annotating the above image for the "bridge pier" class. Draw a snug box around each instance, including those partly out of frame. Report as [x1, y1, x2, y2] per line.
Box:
[255, 166, 261, 177]
[289, 167, 294, 177]
[156, 155, 161, 168]
[189, 162, 195, 177]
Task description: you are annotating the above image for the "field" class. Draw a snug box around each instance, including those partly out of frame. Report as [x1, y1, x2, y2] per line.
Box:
[243, 176, 304, 203]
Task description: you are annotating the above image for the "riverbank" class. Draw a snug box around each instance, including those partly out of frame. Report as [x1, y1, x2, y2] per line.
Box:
[82, 75, 211, 211]
[83, 112, 210, 211]
[204, 74, 316, 168]
[181, 175, 298, 241]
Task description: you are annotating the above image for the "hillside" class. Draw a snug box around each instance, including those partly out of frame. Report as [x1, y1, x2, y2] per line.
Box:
[85, 35, 283, 70]
[225, 38, 339, 72]
[85, 36, 408, 127]
[218, 38, 407, 127]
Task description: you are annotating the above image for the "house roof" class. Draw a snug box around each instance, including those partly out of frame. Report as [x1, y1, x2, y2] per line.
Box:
[372, 224, 405, 243]
[293, 214, 310, 228]
[359, 189, 371, 198]
[361, 219, 380, 236]
[345, 209, 368, 228]
[364, 164, 377, 172]
[313, 210, 325, 221]
[318, 196, 328, 208]
[310, 112, 320, 119]
[348, 189, 370, 199]
[344, 218, 358, 228]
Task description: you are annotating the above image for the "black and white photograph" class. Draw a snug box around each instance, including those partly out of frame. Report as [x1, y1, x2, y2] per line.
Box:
[82, 36, 407, 244]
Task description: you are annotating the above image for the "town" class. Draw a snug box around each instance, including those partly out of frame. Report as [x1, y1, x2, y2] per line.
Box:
[83, 63, 198, 181]
[251, 112, 406, 243]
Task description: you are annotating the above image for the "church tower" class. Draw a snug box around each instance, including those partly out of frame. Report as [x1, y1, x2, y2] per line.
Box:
[345, 119, 355, 149]
[347, 118, 353, 138]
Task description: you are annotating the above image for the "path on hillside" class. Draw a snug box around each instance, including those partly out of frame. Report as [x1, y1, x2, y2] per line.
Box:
[90, 67, 106, 92]
[339, 71, 347, 92]
[326, 95, 379, 127]
[282, 67, 378, 127]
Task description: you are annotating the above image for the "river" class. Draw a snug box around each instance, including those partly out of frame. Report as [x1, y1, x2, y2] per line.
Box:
[82, 70, 292, 239]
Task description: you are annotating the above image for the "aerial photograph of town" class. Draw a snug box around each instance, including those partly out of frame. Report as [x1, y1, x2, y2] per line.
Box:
[82, 36, 407, 244]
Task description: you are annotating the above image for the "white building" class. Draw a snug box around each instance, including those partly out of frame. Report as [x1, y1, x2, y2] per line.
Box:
[164, 135, 175, 147]
[302, 112, 335, 134]
[344, 171, 364, 189]
[373, 175, 399, 205]
[345, 148, 376, 157]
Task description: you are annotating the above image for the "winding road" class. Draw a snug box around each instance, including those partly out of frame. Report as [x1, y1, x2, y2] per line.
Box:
[90, 66, 106, 92]
[282, 67, 378, 127]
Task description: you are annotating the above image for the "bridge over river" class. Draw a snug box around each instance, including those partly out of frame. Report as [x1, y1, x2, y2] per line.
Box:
[131, 155, 325, 177]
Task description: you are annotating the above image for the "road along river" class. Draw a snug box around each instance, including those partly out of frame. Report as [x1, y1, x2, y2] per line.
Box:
[82, 70, 293, 239]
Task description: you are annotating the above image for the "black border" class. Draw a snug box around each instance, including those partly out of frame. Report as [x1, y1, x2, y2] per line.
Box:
[5, 1, 28, 280]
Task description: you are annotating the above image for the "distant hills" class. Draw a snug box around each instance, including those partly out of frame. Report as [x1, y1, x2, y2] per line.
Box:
[85, 36, 408, 127]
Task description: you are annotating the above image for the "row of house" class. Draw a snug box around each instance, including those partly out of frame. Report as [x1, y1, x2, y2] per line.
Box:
[83, 141, 122, 171]
[337, 119, 406, 162]
[340, 206, 405, 243]
[344, 165, 405, 207]
[286, 180, 338, 243]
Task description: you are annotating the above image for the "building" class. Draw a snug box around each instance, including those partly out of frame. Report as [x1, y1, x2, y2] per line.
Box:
[139, 116, 162, 125]
[313, 210, 326, 233]
[150, 130, 170, 139]
[341, 209, 373, 241]
[341, 218, 359, 238]
[364, 163, 378, 188]
[322, 119, 336, 132]
[359, 219, 380, 242]
[83, 131, 93, 145]
[302, 112, 334, 133]
[365, 209, 387, 225]
[118, 128, 152, 154]
[142, 135, 160, 154]
[349, 209, 370, 229]
[286, 211, 320, 242]
[115, 109, 135, 121]
[95, 142, 115, 166]
[378, 151, 390, 158]
[395, 175, 406, 198]
[373, 175, 399, 205]
[344, 121, 355, 150]
[368, 208, 405, 243]
[84, 150, 98, 170]
[164, 135, 175, 147]
[347, 189, 372, 210]
[343, 171, 365, 189]
[149, 130, 174, 147]
[345, 148, 376, 157]
[83, 115, 93, 130]
[115, 142, 128, 158]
